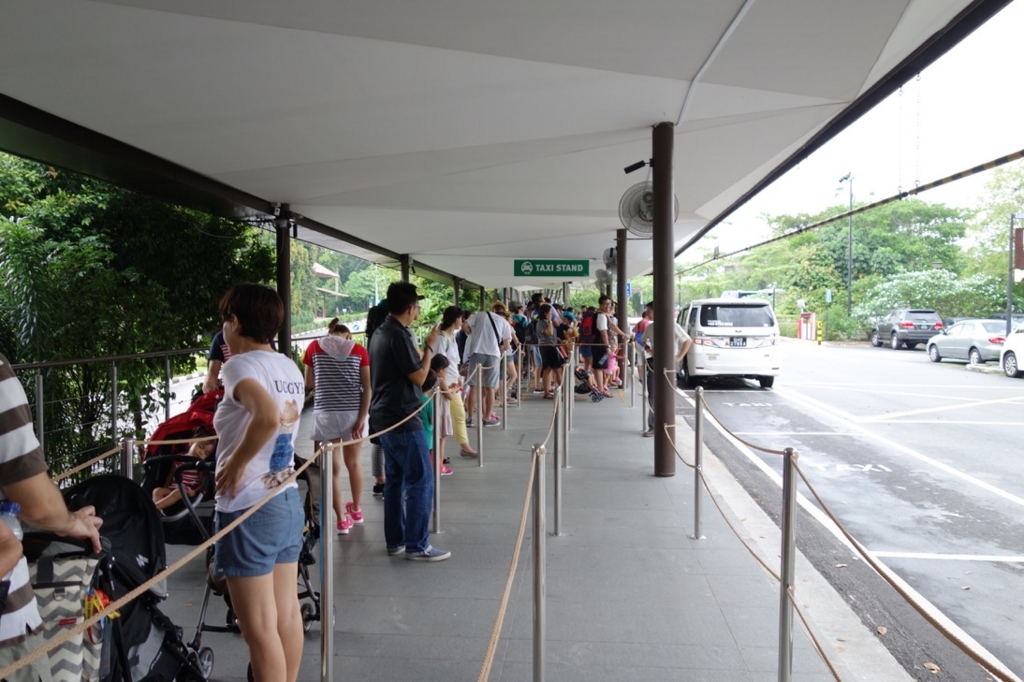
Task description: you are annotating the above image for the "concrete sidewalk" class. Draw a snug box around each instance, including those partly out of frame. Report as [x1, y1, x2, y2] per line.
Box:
[160, 384, 909, 681]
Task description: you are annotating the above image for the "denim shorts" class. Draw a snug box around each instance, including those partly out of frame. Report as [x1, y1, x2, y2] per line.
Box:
[213, 487, 303, 578]
[579, 345, 593, 359]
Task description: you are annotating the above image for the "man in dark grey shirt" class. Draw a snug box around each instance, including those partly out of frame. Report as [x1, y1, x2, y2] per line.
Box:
[368, 282, 450, 561]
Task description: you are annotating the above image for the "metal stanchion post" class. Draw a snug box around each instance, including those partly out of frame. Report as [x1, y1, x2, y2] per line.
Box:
[778, 447, 798, 682]
[432, 387, 442, 534]
[35, 373, 44, 455]
[120, 437, 134, 480]
[627, 342, 635, 409]
[501, 359, 508, 431]
[566, 350, 574, 434]
[553, 389, 562, 536]
[110, 362, 118, 445]
[164, 356, 172, 421]
[476, 368, 484, 467]
[320, 444, 335, 682]
[692, 387, 705, 540]
[532, 444, 547, 682]
[517, 344, 523, 409]
[640, 352, 648, 432]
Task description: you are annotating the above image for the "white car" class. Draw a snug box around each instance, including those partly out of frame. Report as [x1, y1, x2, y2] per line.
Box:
[1000, 322, 1024, 378]
[676, 298, 781, 388]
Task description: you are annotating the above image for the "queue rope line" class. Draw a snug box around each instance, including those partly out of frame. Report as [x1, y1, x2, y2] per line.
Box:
[52, 445, 122, 482]
[680, 376, 1018, 681]
[784, 585, 843, 682]
[682, 376, 788, 456]
[793, 462, 1021, 682]
[0, 394, 437, 682]
[477, 450, 540, 682]
[477, 382, 561, 682]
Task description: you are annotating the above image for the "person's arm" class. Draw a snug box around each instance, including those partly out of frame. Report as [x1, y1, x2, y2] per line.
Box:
[407, 327, 439, 387]
[214, 378, 280, 499]
[4, 473, 102, 552]
[353, 365, 371, 439]
[599, 316, 610, 345]
[203, 359, 223, 394]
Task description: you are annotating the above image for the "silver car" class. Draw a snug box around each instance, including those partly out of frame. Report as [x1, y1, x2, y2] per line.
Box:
[926, 319, 1008, 365]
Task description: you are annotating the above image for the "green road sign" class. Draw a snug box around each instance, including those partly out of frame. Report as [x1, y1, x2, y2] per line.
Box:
[514, 259, 589, 277]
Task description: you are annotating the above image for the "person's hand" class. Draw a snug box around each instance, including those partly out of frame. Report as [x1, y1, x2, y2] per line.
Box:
[425, 325, 440, 350]
[202, 377, 218, 394]
[352, 418, 366, 441]
[57, 506, 103, 553]
[215, 456, 246, 499]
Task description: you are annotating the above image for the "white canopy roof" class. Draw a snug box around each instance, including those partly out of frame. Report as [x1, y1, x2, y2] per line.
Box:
[0, 0, 1005, 287]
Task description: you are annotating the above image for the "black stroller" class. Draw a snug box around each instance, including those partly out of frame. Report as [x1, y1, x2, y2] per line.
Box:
[25, 474, 209, 682]
[145, 455, 324, 660]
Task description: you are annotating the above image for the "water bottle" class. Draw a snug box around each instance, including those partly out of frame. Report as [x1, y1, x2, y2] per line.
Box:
[0, 501, 22, 542]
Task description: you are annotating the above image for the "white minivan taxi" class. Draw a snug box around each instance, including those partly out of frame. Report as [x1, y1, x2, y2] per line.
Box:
[676, 298, 781, 388]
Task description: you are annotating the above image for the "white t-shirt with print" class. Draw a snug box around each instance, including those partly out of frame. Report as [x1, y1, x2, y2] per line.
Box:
[214, 350, 305, 512]
[596, 312, 610, 342]
[430, 332, 462, 385]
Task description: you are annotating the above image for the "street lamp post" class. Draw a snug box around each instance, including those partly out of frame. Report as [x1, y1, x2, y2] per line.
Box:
[1009, 213, 1024, 337]
[839, 173, 853, 315]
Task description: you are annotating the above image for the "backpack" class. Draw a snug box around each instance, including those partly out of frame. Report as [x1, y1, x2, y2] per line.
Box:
[513, 315, 529, 345]
[579, 312, 597, 344]
[523, 318, 539, 345]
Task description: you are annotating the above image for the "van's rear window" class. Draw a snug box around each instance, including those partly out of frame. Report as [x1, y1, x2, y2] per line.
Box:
[700, 305, 774, 328]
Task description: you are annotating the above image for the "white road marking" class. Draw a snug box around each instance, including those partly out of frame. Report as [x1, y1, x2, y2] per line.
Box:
[775, 387, 1024, 509]
[862, 395, 1024, 422]
[870, 551, 1024, 563]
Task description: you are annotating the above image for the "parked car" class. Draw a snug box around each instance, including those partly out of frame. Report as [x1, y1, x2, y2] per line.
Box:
[1000, 322, 1024, 378]
[870, 309, 943, 350]
[926, 319, 1007, 365]
[988, 313, 1024, 329]
[676, 298, 780, 388]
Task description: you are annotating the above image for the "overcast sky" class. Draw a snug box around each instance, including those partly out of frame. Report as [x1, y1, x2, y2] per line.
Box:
[694, 0, 1024, 260]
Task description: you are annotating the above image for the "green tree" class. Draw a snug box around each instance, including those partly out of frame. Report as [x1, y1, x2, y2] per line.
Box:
[0, 153, 274, 471]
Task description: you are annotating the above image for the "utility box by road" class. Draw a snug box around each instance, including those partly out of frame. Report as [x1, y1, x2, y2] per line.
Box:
[798, 312, 816, 340]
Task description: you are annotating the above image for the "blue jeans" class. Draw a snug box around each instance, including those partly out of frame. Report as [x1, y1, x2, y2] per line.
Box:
[380, 429, 433, 552]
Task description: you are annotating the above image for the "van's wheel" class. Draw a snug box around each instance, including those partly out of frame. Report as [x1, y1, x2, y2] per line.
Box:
[681, 360, 697, 388]
[758, 376, 774, 389]
[1004, 352, 1022, 378]
[890, 333, 902, 350]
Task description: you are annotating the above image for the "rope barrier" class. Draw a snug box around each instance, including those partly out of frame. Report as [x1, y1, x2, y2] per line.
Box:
[136, 434, 219, 447]
[0, 395, 436, 681]
[793, 461, 1022, 682]
[52, 445, 122, 482]
[785, 585, 843, 682]
[476, 449, 540, 682]
[682, 380, 1021, 682]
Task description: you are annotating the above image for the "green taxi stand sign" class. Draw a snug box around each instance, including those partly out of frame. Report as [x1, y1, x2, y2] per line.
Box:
[514, 259, 589, 277]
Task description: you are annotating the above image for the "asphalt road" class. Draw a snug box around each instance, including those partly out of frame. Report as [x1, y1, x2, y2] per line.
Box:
[677, 340, 1024, 679]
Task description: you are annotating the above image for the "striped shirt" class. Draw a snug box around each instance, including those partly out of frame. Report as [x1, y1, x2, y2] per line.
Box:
[303, 339, 369, 413]
[0, 354, 48, 645]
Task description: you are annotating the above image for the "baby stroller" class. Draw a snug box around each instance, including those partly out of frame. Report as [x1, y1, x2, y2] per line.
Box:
[25, 474, 209, 682]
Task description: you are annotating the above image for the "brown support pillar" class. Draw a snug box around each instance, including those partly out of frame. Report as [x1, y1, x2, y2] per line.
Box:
[400, 255, 411, 282]
[480, 285, 486, 310]
[453, 277, 461, 307]
[653, 122, 676, 477]
[616, 230, 627, 327]
[275, 204, 292, 356]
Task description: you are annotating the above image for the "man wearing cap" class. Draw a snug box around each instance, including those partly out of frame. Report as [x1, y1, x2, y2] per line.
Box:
[640, 301, 691, 437]
[368, 282, 450, 561]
